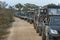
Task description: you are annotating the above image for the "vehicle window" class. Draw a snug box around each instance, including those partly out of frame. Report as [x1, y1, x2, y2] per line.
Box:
[49, 16, 60, 26]
[40, 10, 47, 15]
[49, 9, 57, 14]
[57, 9, 60, 14]
[48, 8, 60, 15]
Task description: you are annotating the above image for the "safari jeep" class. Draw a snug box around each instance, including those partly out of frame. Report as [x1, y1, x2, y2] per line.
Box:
[41, 6, 60, 40]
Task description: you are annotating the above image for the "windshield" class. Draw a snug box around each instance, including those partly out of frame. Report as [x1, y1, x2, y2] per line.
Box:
[40, 9, 47, 15]
[49, 16, 60, 26]
[48, 8, 60, 15]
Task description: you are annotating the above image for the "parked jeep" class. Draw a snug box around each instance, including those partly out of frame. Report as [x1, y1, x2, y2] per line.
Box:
[27, 11, 35, 24]
[35, 8, 48, 33]
[33, 8, 40, 29]
[40, 6, 60, 40]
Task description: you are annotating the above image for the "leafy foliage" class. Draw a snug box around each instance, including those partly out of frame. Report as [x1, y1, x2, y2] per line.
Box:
[15, 3, 23, 12]
[15, 3, 39, 13]
[44, 4, 60, 8]
[24, 3, 39, 9]
[0, 1, 7, 8]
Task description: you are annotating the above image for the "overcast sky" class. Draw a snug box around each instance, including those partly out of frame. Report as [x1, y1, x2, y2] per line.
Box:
[0, 0, 60, 6]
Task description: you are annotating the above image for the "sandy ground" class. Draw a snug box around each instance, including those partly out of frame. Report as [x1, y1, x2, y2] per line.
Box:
[7, 17, 42, 40]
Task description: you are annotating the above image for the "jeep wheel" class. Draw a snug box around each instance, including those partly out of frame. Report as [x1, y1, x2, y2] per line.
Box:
[36, 29, 39, 33]
[39, 28, 42, 36]
[46, 35, 54, 40]
[30, 20, 32, 24]
[34, 24, 36, 29]
[42, 32, 46, 40]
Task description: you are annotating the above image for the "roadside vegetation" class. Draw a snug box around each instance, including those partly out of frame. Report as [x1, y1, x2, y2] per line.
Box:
[15, 3, 39, 13]
[0, 1, 14, 40]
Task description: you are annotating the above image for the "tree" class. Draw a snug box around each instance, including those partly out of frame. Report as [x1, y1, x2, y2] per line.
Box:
[22, 7, 30, 13]
[9, 6, 13, 9]
[24, 3, 39, 9]
[15, 3, 23, 12]
[0, 1, 7, 8]
[23, 3, 39, 12]
[44, 3, 60, 8]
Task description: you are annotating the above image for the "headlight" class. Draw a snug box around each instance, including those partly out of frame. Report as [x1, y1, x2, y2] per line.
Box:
[50, 29, 58, 34]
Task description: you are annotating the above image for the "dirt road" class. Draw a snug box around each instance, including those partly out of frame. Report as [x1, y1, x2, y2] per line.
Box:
[7, 17, 42, 40]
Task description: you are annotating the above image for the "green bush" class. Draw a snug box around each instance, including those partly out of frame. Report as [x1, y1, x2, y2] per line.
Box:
[0, 8, 14, 40]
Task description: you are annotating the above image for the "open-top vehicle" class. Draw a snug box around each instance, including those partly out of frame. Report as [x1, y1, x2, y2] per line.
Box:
[39, 6, 60, 40]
